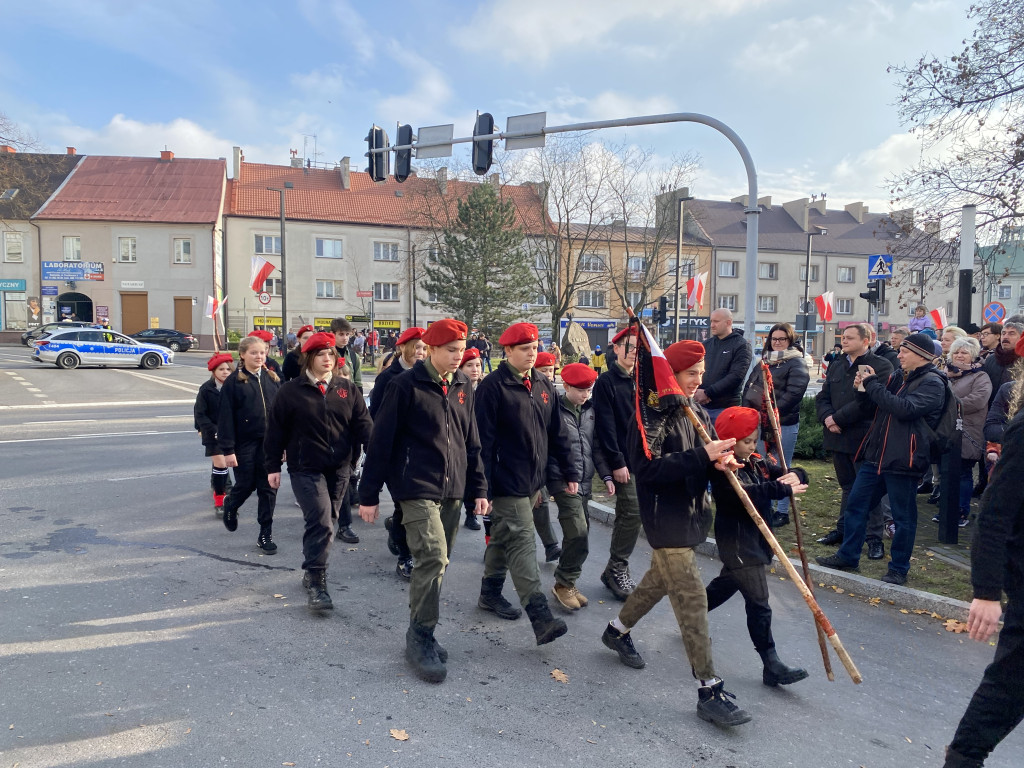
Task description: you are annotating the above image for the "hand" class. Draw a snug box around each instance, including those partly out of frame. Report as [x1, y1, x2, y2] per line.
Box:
[268, 472, 281, 490]
[694, 389, 710, 404]
[358, 504, 379, 524]
[703, 438, 737, 462]
[715, 454, 742, 472]
[611, 467, 630, 484]
[967, 598, 1003, 642]
[224, 453, 238, 468]
[566, 482, 579, 495]
[473, 498, 488, 516]
[604, 480, 616, 495]
[824, 415, 837, 430]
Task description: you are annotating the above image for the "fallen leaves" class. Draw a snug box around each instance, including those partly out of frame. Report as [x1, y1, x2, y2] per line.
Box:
[551, 668, 569, 684]
[944, 619, 969, 633]
[273, 594, 285, 599]
[390, 728, 409, 741]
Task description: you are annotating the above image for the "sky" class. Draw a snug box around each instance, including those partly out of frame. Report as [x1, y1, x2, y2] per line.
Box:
[1, 0, 975, 213]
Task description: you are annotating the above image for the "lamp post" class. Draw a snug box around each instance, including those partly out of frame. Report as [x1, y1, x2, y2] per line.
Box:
[266, 181, 293, 338]
[674, 190, 694, 342]
[802, 228, 826, 354]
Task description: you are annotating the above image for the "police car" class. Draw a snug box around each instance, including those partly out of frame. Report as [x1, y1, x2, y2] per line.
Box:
[31, 327, 174, 369]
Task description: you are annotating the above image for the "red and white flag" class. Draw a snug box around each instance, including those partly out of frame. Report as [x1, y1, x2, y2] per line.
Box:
[204, 291, 227, 319]
[632, 320, 687, 460]
[685, 271, 707, 309]
[250, 255, 275, 293]
[814, 291, 835, 322]
[929, 307, 947, 330]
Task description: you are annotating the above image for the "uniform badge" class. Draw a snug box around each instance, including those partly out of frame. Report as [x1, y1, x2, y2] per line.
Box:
[338, 389, 348, 399]
[458, 391, 465, 405]
[542, 392, 549, 404]
[647, 392, 660, 407]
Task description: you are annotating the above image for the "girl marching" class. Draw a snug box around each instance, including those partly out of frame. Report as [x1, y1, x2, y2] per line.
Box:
[194, 352, 234, 516]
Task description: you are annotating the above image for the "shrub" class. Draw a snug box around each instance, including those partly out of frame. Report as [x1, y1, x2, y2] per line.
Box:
[794, 396, 824, 460]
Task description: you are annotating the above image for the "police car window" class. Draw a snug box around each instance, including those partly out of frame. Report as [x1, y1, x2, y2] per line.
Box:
[112, 333, 134, 344]
[78, 331, 105, 342]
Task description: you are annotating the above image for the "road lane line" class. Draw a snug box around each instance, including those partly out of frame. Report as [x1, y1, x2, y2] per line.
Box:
[0, 399, 193, 411]
[114, 369, 201, 393]
[0, 429, 194, 444]
[22, 419, 99, 424]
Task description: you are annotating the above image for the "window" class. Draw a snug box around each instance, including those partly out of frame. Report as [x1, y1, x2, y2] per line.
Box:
[535, 251, 549, 270]
[173, 238, 192, 264]
[3, 291, 27, 330]
[374, 242, 399, 262]
[374, 282, 399, 301]
[315, 238, 343, 259]
[837, 266, 856, 283]
[530, 294, 550, 306]
[627, 256, 647, 274]
[254, 234, 281, 254]
[758, 262, 778, 280]
[63, 236, 81, 261]
[909, 269, 923, 286]
[316, 279, 344, 299]
[264, 277, 282, 296]
[998, 284, 1012, 299]
[836, 299, 853, 315]
[757, 295, 777, 313]
[428, 246, 440, 264]
[667, 258, 694, 277]
[579, 253, 605, 272]
[946, 301, 954, 316]
[627, 291, 643, 308]
[799, 264, 819, 282]
[577, 290, 606, 308]
[879, 300, 890, 316]
[718, 294, 737, 310]
[3, 232, 23, 262]
[427, 290, 439, 303]
[118, 237, 137, 263]
[719, 260, 738, 277]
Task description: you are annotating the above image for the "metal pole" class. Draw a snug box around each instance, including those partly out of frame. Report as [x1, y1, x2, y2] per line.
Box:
[957, 205, 977, 328]
[803, 233, 813, 352]
[675, 197, 682, 343]
[278, 189, 287, 341]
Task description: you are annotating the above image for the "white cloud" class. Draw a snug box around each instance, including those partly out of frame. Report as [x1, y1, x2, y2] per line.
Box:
[47, 113, 236, 161]
[733, 15, 828, 74]
[375, 45, 455, 129]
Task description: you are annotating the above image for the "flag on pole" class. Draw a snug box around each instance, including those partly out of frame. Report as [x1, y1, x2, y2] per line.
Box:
[631, 318, 687, 460]
[204, 290, 227, 319]
[250, 255, 275, 292]
[685, 271, 707, 309]
[929, 307, 947, 330]
[814, 291, 835, 322]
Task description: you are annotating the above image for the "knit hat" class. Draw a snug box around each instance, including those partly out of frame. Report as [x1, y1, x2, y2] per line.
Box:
[901, 332, 937, 361]
[498, 322, 540, 347]
[664, 339, 705, 373]
[560, 363, 597, 389]
[459, 347, 481, 367]
[421, 318, 468, 346]
[207, 352, 233, 371]
[395, 327, 426, 346]
[301, 332, 336, 355]
[248, 330, 274, 343]
[714, 407, 761, 442]
[535, 351, 556, 368]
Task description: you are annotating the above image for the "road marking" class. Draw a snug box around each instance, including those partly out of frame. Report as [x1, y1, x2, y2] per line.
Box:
[108, 470, 183, 482]
[115, 369, 201, 393]
[0, 399, 193, 411]
[22, 419, 98, 424]
[0, 429, 194, 444]
[155, 414, 190, 418]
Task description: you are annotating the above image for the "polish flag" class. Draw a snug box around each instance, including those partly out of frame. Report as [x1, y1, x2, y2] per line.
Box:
[250, 255, 275, 292]
[930, 307, 947, 330]
[685, 271, 707, 309]
[631, 319, 686, 460]
[814, 291, 835, 322]
[204, 291, 227, 319]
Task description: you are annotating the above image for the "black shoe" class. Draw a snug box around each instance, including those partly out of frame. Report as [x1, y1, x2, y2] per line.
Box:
[958, 516, 971, 529]
[771, 512, 790, 527]
[338, 525, 359, 544]
[544, 543, 562, 562]
[524, 593, 567, 645]
[405, 624, 446, 683]
[433, 638, 448, 664]
[943, 745, 985, 768]
[601, 624, 645, 669]
[917, 481, 933, 495]
[303, 570, 333, 611]
[881, 570, 907, 586]
[223, 506, 238, 532]
[867, 539, 884, 560]
[396, 557, 413, 580]
[257, 527, 277, 554]
[384, 516, 400, 556]
[816, 529, 842, 546]
[464, 513, 481, 531]
[478, 576, 522, 620]
[928, 489, 941, 505]
[759, 649, 809, 687]
[601, 562, 636, 601]
[697, 680, 752, 727]
[815, 553, 858, 571]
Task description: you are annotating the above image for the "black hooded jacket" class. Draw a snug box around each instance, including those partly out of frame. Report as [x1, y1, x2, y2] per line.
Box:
[701, 330, 753, 411]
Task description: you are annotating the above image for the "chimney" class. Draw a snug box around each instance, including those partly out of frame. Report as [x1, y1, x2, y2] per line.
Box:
[757, 195, 772, 209]
[232, 146, 243, 179]
[844, 201, 867, 224]
[809, 198, 827, 215]
[159, 150, 174, 162]
[923, 221, 941, 236]
[489, 173, 500, 187]
[339, 157, 351, 190]
[730, 194, 749, 206]
[783, 198, 810, 232]
[0, 145, 16, 154]
[66, 147, 77, 156]
[437, 167, 448, 195]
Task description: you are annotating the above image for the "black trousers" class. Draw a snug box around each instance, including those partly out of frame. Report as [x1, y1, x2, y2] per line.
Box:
[290, 468, 349, 572]
[705, 563, 774, 652]
[223, 440, 276, 527]
[949, 599, 1024, 762]
[392, 501, 411, 559]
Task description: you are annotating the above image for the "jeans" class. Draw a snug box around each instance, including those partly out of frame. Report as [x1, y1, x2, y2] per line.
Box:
[761, 421, 800, 515]
[959, 459, 977, 517]
[836, 464, 918, 574]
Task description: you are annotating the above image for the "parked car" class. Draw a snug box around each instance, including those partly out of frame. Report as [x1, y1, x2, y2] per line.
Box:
[31, 328, 173, 369]
[21, 321, 91, 346]
[130, 328, 196, 352]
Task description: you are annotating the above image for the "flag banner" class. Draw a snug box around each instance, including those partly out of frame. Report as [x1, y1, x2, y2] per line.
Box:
[251, 255, 275, 292]
[685, 271, 707, 309]
[632, 318, 687, 460]
[929, 307, 947, 330]
[204, 295, 217, 319]
[814, 291, 835, 322]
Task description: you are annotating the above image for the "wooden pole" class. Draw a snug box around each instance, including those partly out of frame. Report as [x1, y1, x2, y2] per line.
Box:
[761, 361, 835, 681]
[683, 404, 862, 684]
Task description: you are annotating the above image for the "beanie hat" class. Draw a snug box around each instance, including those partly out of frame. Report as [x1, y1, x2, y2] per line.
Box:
[902, 332, 937, 361]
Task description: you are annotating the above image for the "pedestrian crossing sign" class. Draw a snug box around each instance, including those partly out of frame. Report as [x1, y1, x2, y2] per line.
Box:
[868, 254, 893, 280]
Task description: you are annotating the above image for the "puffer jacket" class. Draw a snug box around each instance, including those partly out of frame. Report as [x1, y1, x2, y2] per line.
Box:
[742, 348, 810, 426]
[546, 395, 610, 497]
[815, 349, 894, 454]
[949, 366, 991, 460]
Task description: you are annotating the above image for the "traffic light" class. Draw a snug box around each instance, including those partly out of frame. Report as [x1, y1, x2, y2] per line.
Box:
[393, 124, 413, 183]
[859, 280, 882, 306]
[651, 307, 662, 326]
[658, 295, 669, 325]
[472, 113, 495, 176]
[366, 125, 390, 183]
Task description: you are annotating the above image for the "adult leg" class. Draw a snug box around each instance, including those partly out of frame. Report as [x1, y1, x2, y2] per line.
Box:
[660, 548, 716, 680]
[832, 451, 859, 535]
[489, 495, 544, 606]
[402, 499, 459, 631]
[478, 497, 521, 620]
[290, 470, 337, 610]
[775, 422, 800, 518]
[959, 459, 976, 520]
[830, 464, 885, 567]
[884, 473, 920, 578]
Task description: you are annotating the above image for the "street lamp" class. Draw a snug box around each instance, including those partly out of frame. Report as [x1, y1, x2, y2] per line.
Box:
[266, 181, 293, 339]
[802, 227, 826, 353]
[674, 190, 694, 343]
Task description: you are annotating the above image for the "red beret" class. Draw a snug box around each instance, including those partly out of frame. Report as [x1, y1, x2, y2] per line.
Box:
[1016, 334, 1024, 358]
[535, 351, 556, 367]
[560, 362, 597, 389]
[207, 352, 233, 371]
[297, 324, 314, 337]
[422, 318, 468, 346]
[248, 330, 274, 343]
[714, 406, 761, 442]
[612, 327, 639, 344]
[664, 339, 705, 373]
[302, 331, 336, 355]
[459, 347, 481, 367]
[396, 327, 426, 346]
[499, 322, 539, 347]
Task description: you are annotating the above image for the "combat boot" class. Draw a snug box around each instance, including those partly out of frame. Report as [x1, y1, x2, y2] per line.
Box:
[524, 593, 567, 645]
[697, 680, 751, 727]
[758, 648, 809, 687]
[600, 560, 635, 601]
[478, 576, 522, 620]
[257, 526, 277, 554]
[601, 623, 645, 669]
[942, 746, 983, 768]
[303, 570, 333, 612]
[405, 623, 446, 683]
[384, 516, 401, 556]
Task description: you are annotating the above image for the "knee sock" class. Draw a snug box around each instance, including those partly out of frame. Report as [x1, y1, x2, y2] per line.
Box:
[212, 466, 229, 495]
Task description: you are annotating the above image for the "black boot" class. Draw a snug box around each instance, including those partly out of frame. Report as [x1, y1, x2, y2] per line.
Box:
[384, 516, 401, 555]
[759, 648, 809, 686]
[478, 576, 522, 620]
[942, 746, 984, 768]
[524, 593, 567, 645]
[257, 526, 277, 554]
[697, 680, 752, 727]
[303, 570, 333, 612]
[405, 623, 446, 683]
[464, 512, 481, 530]
[601, 623, 645, 669]
[600, 560, 635, 601]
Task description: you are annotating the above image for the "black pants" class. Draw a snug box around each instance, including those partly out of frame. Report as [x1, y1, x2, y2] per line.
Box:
[392, 501, 411, 559]
[949, 599, 1024, 762]
[290, 468, 349, 572]
[705, 563, 773, 652]
[223, 440, 276, 527]
[833, 451, 884, 542]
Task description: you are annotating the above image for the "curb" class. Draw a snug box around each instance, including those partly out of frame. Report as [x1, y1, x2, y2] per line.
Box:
[588, 499, 970, 622]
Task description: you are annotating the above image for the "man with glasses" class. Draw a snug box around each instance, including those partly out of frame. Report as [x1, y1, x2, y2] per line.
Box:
[978, 323, 1002, 362]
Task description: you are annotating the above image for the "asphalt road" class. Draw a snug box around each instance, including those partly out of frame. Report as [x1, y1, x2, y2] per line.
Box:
[0, 348, 1019, 768]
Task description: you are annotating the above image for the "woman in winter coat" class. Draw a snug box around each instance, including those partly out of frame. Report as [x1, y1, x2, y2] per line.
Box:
[945, 337, 992, 527]
[218, 335, 281, 554]
[741, 322, 810, 525]
[194, 352, 234, 515]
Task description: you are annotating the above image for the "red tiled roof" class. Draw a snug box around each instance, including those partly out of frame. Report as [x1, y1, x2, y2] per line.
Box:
[228, 162, 550, 235]
[34, 155, 226, 224]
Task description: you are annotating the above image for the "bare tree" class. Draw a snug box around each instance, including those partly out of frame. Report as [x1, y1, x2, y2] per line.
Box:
[0, 113, 46, 226]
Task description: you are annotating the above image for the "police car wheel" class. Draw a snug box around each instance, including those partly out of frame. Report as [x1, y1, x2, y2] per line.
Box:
[168, 342, 181, 352]
[56, 352, 80, 369]
[140, 353, 161, 370]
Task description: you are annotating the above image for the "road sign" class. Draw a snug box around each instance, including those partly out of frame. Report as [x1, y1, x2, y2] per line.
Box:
[258, 291, 271, 305]
[983, 301, 1006, 323]
[867, 254, 893, 280]
[356, 290, 373, 298]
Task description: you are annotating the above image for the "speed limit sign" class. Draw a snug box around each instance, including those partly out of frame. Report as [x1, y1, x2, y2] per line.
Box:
[258, 291, 271, 305]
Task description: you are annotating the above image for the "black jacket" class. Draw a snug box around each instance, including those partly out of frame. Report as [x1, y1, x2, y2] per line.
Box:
[194, 379, 223, 448]
[742, 349, 810, 426]
[592, 362, 636, 471]
[856, 364, 945, 476]
[217, 368, 280, 453]
[815, 350, 894, 454]
[368, 358, 412, 419]
[701, 330, 752, 411]
[985, 380, 1014, 444]
[547, 396, 610, 497]
[982, 347, 1019, 403]
[475, 361, 578, 499]
[359, 363, 486, 505]
[282, 350, 302, 382]
[264, 375, 371, 475]
[627, 402, 716, 549]
[972, 409, 1024, 601]
[874, 341, 901, 371]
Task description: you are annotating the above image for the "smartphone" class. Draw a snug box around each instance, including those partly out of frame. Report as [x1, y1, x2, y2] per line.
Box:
[856, 364, 870, 392]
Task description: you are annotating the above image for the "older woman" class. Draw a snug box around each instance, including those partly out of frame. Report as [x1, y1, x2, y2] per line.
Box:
[938, 326, 969, 372]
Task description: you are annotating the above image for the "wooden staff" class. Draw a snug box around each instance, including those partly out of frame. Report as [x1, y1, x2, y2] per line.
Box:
[761, 361, 834, 681]
[684, 404, 862, 684]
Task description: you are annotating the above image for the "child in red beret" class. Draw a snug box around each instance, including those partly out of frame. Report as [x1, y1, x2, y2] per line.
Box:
[195, 353, 235, 514]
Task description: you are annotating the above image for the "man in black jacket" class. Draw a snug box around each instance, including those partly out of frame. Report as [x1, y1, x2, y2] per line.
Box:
[696, 308, 752, 422]
[814, 324, 893, 556]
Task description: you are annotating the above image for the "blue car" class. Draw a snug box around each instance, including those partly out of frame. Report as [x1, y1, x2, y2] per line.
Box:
[31, 327, 174, 369]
